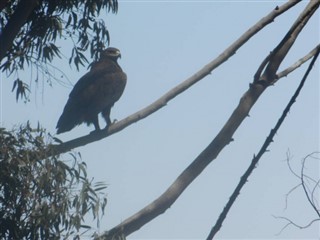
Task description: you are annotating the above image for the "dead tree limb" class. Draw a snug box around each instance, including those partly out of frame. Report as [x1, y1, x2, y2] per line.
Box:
[50, 0, 301, 156]
[96, 1, 319, 239]
[206, 38, 320, 240]
[275, 44, 320, 81]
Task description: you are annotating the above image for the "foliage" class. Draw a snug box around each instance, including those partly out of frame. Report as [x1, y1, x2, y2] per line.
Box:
[0, 0, 118, 101]
[0, 123, 107, 239]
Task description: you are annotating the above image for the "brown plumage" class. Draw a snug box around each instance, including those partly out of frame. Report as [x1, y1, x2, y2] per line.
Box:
[56, 47, 127, 134]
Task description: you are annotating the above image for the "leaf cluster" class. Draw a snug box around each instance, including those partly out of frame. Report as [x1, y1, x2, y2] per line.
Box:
[0, 0, 118, 100]
[0, 123, 107, 239]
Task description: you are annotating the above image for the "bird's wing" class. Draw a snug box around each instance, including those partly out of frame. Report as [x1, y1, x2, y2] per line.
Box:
[69, 59, 125, 94]
[69, 68, 107, 98]
[56, 60, 126, 133]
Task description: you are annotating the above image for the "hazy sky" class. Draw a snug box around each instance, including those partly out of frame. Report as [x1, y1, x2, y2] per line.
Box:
[1, 1, 319, 239]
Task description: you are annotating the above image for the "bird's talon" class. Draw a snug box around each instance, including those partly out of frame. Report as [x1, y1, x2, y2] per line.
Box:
[90, 129, 100, 134]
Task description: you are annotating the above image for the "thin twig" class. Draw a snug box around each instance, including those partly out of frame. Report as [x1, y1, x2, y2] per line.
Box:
[284, 184, 301, 210]
[301, 153, 320, 218]
[284, 152, 320, 210]
[311, 179, 320, 209]
[276, 152, 320, 234]
[284, 153, 302, 210]
[286, 150, 300, 179]
[274, 216, 320, 235]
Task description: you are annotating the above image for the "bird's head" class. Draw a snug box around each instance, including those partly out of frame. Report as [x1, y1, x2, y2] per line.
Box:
[101, 47, 122, 61]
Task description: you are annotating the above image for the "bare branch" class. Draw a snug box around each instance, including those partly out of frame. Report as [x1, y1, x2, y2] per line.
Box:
[256, 1, 319, 84]
[95, 1, 319, 239]
[50, 0, 302, 157]
[274, 216, 320, 235]
[301, 153, 320, 218]
[284, 152, 302, 210]
[284, 184, 302, 210]
[311, 179, 320, 209]
[284, 152, 320, 210]
[276, 152, 320, 235]
[206, 29, 320, 240]
[275, 44, 320, 82]
[286, 150, 301, 179]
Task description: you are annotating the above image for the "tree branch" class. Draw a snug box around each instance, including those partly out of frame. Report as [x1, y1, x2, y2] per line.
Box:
[301, 153, 320, 219]
[0, 0, 9, 12]
[50, 0, 301, 157]
[275, 216, 320, 235]
[206, 37, 320, 240]
[276, 152, 320, 235]
[0, 0, 39, 61]
[275, 44, 320, 82]
[256, 1, 319, 84]
[96, 1, 319, 239]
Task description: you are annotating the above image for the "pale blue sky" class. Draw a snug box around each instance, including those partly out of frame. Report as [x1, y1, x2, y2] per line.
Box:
[1, 1, 319, 239]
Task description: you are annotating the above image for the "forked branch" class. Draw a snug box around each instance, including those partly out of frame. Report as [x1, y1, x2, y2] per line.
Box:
[275, 152, 320, 235]
[96, 1, 319, 239]
[275, 44, 320, 82]
[50, 0, 301, 157]
[207, 43, 320, 240]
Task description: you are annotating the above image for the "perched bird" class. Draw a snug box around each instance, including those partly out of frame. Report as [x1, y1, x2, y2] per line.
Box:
[56, 47, 127, 134]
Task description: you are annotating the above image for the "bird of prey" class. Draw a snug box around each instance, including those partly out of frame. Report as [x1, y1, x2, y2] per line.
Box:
[56, 47, 127, 134]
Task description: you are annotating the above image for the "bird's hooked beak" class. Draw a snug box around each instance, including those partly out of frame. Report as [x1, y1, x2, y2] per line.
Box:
[117, 51, 121, 59]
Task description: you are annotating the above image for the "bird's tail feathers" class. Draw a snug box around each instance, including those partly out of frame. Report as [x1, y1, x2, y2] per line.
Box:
[56, 105, 82, 134]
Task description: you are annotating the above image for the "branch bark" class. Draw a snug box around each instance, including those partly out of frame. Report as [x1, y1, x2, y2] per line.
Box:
[96, 1, 319, 239]
[0, 0, 39, 61]
[0, 0, 10, 12]
[207, 42, 320, 240]
[275, 44, 320, 82]
[50, 0, 301, 157]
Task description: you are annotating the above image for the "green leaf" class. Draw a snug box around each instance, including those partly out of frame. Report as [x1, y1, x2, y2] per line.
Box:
[11, 79, 30, 102]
